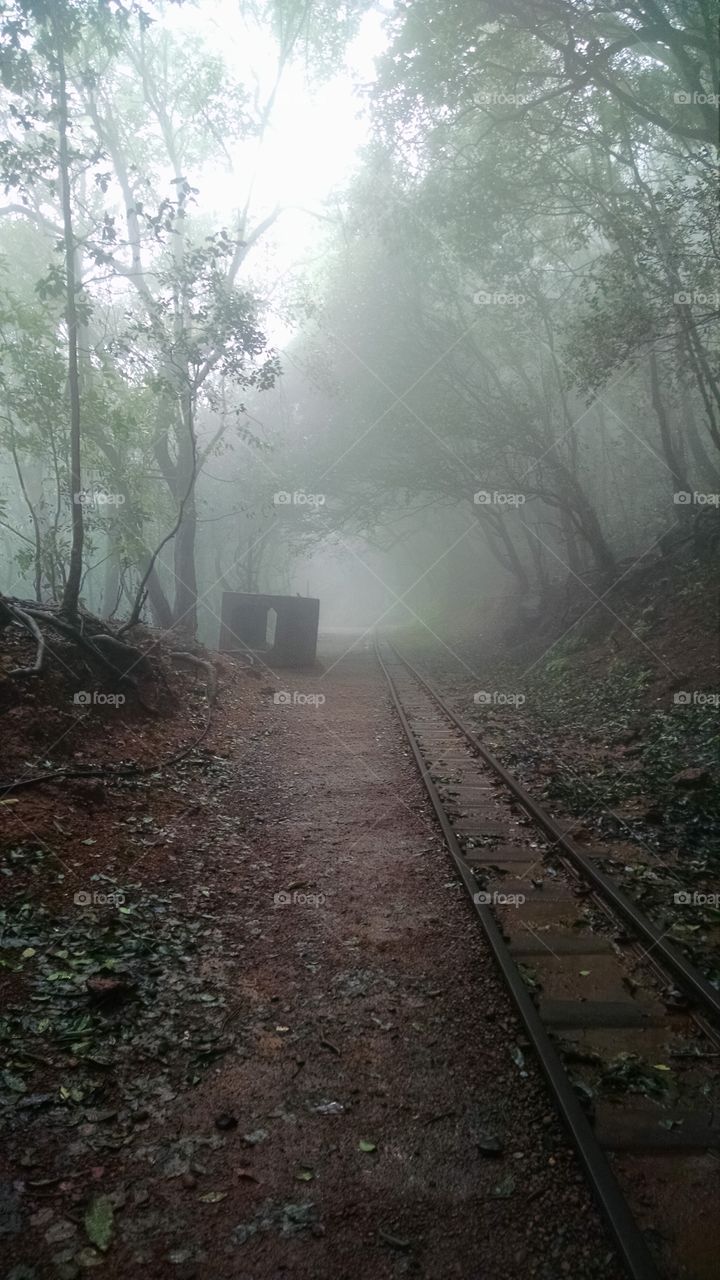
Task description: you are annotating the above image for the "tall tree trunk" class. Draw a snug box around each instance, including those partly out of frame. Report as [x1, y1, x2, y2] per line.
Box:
[571, 495, 617, 576]
[171, 388, 199, 636]
[522, 518, 551, 592]
[146, 564, 174, 630]
[559, 507, 584, 576]
[492, 511, 529, 591]
[102, 541, 121, 618]
[53, 12, 84, 622]
[172, 487, 198, 635]
[648, 352, 691, 501]
[683, 391, 720, 487]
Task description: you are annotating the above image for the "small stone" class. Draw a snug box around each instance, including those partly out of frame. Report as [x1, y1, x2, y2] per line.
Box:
[214, 1113, 238, 1131]
[241, 1128, 268, 1146]
[671, 767, 710, 788]
[86, 976, 134, 1002]
[641, 805, 663, 822]
[477, 1132, 504, 1156]
[45, 1219, 78, 1244]
[74, 1248, 104, 1269]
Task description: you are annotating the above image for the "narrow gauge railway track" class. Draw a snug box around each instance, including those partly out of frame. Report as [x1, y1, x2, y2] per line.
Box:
[377, 639, 720, 1280]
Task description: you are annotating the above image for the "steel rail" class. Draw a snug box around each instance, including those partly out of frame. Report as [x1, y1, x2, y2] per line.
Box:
[386, 641, 720, 1024]
[376, 639, 662, 1280]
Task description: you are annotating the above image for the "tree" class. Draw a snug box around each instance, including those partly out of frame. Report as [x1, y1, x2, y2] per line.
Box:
[278, 0, 717, 599]
[0, 0, 99, 620]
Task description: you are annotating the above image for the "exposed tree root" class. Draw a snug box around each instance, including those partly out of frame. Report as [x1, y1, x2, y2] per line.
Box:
[1, 595, 146, 686]
[0, 595, 222, 790]
[6, 602, 46, 676]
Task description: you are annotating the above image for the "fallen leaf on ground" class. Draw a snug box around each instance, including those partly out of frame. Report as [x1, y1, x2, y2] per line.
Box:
[84, 1196, 113, 1252]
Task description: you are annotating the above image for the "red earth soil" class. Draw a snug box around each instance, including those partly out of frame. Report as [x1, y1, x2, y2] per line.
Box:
[1, 641, 625, 1279]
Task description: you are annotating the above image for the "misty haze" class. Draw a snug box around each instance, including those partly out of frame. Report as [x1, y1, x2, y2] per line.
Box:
[0, 3, 718, 1278]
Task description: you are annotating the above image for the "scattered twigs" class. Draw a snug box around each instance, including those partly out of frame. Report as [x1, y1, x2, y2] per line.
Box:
[168, 650, 218, 704]
[0, 690, 215, 794]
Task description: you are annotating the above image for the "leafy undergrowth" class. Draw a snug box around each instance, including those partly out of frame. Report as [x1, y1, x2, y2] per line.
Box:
[522, 649, 718, 821]
[0, 646, 265, 1276]
[470, 656, 720, 985]
[407, 556, 720, 987]
[0, 857, 237, 1138]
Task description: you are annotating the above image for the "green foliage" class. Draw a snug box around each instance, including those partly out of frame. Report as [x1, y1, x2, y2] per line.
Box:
[261, 0, 374, 76]
[294, 0, 719, 578]
[599, 1054, 672, 1099]
[0, 0, 718, 622]
[0, 864, 243, 1115]
[0, 2, 305, 617]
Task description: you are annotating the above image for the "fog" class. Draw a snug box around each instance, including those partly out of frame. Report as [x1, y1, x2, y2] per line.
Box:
[1, 4, 719, 1277]
[1, 0, 717, 652]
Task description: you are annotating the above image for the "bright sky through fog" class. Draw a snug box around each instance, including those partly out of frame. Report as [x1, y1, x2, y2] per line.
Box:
[167, 2, 389, 343]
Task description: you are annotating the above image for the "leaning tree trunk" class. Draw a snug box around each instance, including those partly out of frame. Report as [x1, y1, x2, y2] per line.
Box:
[474, 507, 530, 592]
[551, 457, 617, 577]
[572, 497, 617, 577]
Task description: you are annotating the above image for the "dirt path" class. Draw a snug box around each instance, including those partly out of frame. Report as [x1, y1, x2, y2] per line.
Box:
[3, 650, 624, 1279]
